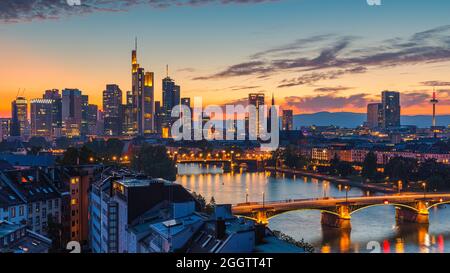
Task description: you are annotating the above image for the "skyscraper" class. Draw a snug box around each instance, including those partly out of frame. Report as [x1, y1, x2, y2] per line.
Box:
[87, 104, 98, 136]
[381, 91, 401, 129]
[11, 97, 28, 139]
[162, 69, 181, 115]
[30, 99, 53, 138]
[282, 110, 293, 131]
[367, 103, 383, 129]
[154, 101, 162, 135]
[143, 72, 155, 134]
[130, 39, 155, 136]
[81, 95, 90, 136]
[248, 93, 265, 137]
[62, 89, 82, 138]
[0, 118, 11, 141]
[123, 91, 134, 135]
[162, 67, 181, 134]
[43, 89, 62, 137]
[103, 84, 123, 136]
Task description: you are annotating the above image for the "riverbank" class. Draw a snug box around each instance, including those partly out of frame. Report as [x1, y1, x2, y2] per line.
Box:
[264, 166, 397, 194]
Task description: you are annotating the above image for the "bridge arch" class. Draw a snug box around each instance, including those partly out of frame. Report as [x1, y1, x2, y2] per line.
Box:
[427, 201, 450, 210]
[349, 203, 419, 216]
[234, 208, 340, 223]
[267, 208, 341, 221]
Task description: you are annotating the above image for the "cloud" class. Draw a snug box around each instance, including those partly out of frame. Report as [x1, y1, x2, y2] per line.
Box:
[0, 0, 281, 23]
[278, 67, 367, 88]
[314, 86, 354, 94]
[401, 92, 431, 107]
[229, 85, 261, 91]
[421, 81, 450, 87]
[282, 93, 372, 112]
[193, 25, 450, 87]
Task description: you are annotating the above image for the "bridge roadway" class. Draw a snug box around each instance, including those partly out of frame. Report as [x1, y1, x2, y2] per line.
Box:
[231, 193, 450, 228]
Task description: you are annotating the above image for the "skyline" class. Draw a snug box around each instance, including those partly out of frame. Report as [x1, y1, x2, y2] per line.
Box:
[1, 0, 450, 117]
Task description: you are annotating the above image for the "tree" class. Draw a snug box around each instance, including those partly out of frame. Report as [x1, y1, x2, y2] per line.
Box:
[384, 157, 418, 185]
[283, 146, 309, 169]
[192, 192, 206, 211]
[55, 137, 70, 149]
[329, 154, 341, 175]
[362, 152, 378, 181]
[337, 161, 353, 178]
[59, 146, 96, 165]
[205, 197, 216, 215]
[131, 144, 177, 181]
[28, 136, 49, 150]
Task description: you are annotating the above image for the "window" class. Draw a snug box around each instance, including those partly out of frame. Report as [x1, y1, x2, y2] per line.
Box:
[48, 200, 52, 208]
[54, 199, 59, 209]
[19, 206, 24, 217]
[10, 207, 16, 218]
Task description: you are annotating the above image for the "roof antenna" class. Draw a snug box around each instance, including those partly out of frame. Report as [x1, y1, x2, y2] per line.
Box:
[135, 37, 137, 51]
[16, 88, 21, 98]
[166, 64, 169, 78]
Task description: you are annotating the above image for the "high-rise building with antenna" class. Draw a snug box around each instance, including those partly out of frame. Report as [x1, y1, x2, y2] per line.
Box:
[130, 38, 155, 136]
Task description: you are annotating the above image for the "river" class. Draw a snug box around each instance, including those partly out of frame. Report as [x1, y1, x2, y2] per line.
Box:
[176, 163, 450, 253]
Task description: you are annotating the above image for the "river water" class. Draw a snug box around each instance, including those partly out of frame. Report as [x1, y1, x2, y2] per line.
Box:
[176, 163, 450, 253]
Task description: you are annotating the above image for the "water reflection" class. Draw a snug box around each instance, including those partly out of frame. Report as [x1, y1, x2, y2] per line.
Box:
[177, 163, 450, 253]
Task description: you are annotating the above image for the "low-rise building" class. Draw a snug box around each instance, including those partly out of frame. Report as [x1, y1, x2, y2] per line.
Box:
[0, 220, 51, 253]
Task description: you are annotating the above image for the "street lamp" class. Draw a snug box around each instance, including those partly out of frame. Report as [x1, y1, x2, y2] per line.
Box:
[398, 180, 402, 193]
[422, 182, 427, 199]
[262, 192, 265, 208]
[246, 188, 249, 203]
[344, 185, 349, 203]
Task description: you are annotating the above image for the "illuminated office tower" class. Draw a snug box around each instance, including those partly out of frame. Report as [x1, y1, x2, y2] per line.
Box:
[143, 72, 155, 135]
[154, 101, 162, 135]
[103, 84, 123, 136]
[87, 104, 98, 136]
[248, 93, 265, 137]
[11, 97, 28, 139]
[161, 66, 181, 134]
[130, 39, 155, 136]
[381, 91, 401, 129]
[81, 95, 90, 136]
[367, 103, 383, 129]
[30, 99, 53, 138]
[0, 118, 11, 141]
[123, 91, 134, 135]
[62, 89, 82, 138]
[282, 110, 293, 131]
[43, 89, 62, 137]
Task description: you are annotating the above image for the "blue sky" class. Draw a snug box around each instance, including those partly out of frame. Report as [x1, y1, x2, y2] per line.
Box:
[1, 0, 450, 115]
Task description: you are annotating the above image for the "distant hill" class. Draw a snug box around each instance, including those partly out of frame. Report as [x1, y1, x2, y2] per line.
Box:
[293, 112, 450, 129]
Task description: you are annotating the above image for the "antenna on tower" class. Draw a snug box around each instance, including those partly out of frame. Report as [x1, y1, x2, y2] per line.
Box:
[16, 88, 21, 98]
[166, 64, 169, 78]
[135, 37, 137, 51]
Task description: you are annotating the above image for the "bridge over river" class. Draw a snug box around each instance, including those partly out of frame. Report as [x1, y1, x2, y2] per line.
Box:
[232, 193, 450, 229]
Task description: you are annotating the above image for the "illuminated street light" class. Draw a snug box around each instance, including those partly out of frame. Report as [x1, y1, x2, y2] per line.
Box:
[422, 182, 427, 199]
[262, 192, 265, 208]
[344, 185, 349, 203]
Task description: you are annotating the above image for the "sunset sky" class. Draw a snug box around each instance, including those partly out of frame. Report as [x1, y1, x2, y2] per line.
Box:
[1, 0, 450, 117]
